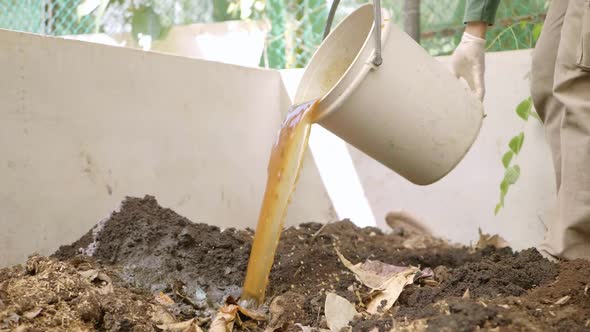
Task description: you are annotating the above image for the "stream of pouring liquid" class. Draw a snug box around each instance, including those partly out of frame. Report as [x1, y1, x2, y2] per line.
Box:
[240, 99, 319, 308]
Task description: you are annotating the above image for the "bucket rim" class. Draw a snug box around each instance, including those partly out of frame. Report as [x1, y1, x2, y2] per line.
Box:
[294, 3, 392, 122]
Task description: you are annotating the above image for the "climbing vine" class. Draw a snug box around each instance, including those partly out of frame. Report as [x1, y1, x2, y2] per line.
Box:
[491, 15, 545, 215]
[494, 96, 541, 215]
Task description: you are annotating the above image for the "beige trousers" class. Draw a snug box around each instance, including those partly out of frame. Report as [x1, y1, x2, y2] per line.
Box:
[531, 0, 590, 260]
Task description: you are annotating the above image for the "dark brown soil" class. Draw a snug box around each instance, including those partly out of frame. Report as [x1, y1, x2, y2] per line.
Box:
[2, 195, 589, 331]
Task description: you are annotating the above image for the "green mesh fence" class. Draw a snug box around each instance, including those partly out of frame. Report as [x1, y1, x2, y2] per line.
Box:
[0, 0, 548, 68]
[0, 0, 95, 35]
[262, 0, 548, 68]
[418, 0, 548, 56]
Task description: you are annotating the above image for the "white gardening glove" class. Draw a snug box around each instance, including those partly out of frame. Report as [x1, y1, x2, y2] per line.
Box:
[449, 31, 486, 101]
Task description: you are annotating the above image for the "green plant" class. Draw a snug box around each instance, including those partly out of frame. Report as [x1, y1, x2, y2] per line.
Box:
[77, 0, 266, 42]
[130, 5, 171, 41]
[225, 0, 266, 20]
[491, 9, 546, 215]
[494, 96, 541, 215]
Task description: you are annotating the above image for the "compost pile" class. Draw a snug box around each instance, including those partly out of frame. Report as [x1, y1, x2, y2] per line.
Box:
[2, 196, 590, 331]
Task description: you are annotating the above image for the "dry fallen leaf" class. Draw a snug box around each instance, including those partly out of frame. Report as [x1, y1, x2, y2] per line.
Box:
[462, 289, 470, 299]
[554, 295, 571, 305]
[210, 303, 265, 332]
[335, 248, 409, 289]
[423, 279, 439, 287]
[296, 324, 314, 332]
[295, 323, 331, 332]
[475, 228, 509, 250]
[210, 305, 239, 332]
[151, 304, 176, 325]
[96, 272, 114, 295]
[156, 292, 175, 306]
[366, 267, 418, 315]
[77, 269, 99, 280]
[415, 268, 434, 283]
[22, 308, 42, 320]
[236, 305, 265, 321]
[157, 318, 204, 332]
[385, 211, 451, 249]
[325, 293, 358, 332]
[77, 269, 113, 295]
[336, 249, 419, 315]
[385, 211, 432, 235]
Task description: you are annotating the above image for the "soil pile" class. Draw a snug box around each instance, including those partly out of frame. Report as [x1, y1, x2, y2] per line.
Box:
[1, 195, 588, 331]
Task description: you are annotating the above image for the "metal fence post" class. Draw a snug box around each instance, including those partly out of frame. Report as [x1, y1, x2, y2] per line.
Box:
[403, 0, 420, 42]
[42, 0, 53, 35]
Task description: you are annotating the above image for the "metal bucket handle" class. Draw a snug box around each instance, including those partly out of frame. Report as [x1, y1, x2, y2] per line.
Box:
[323, 0, 383, 66]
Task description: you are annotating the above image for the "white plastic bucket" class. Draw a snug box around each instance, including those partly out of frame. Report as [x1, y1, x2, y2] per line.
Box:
[294, 4, 484, 185]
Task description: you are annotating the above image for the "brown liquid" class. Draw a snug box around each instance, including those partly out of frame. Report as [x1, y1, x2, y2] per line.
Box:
[240, 99, 319, 308]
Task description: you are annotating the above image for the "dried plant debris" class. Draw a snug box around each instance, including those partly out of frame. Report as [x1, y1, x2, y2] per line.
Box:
[475, 228, 509, 250]
[158, 318, 204, 332]
[385, 211, 451, 249]
[385, 211, 433, 236]
[336, 248, 416, 290]
[324, 293, 358, 331]
[0, 255, 170, 331]
[335, 248, 434, 314]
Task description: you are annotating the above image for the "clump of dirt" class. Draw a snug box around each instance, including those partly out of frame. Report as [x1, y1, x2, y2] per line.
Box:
[0, 255, 174, 331]
[499, 259, 590, 331]
[54, 195, 253, 316]
[424, 299, 511, 332]
[395, 248, 558, 320]
[3, 195, 588, 331]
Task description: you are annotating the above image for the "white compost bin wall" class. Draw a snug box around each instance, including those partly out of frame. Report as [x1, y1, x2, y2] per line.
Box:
[284, 50, 554, 251]
[0, 29, 335, 267]
[62, 19, 269, 68]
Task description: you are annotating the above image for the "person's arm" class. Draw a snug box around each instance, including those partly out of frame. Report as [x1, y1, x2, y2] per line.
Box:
[448, 0, 501, 102]
[464, 0, 501, 26]
[464, 21, 488, 39]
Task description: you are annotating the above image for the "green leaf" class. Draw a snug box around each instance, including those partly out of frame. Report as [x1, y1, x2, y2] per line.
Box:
[131, 6, 169, 41]
[515, 97, 532, 121]
[532, 23, 543, 43]
[494, 203, 502, 215]
[502, 151, 514, 168]
[509, 132, 525, 155]
[519, 21, 527, 29]
[505, 165, 521, 185]
[500, 179, 509, 194]
[499, 178, 509, 204]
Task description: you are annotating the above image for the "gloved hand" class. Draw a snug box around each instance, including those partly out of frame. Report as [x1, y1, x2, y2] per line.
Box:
[449, 31, 486, 101]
